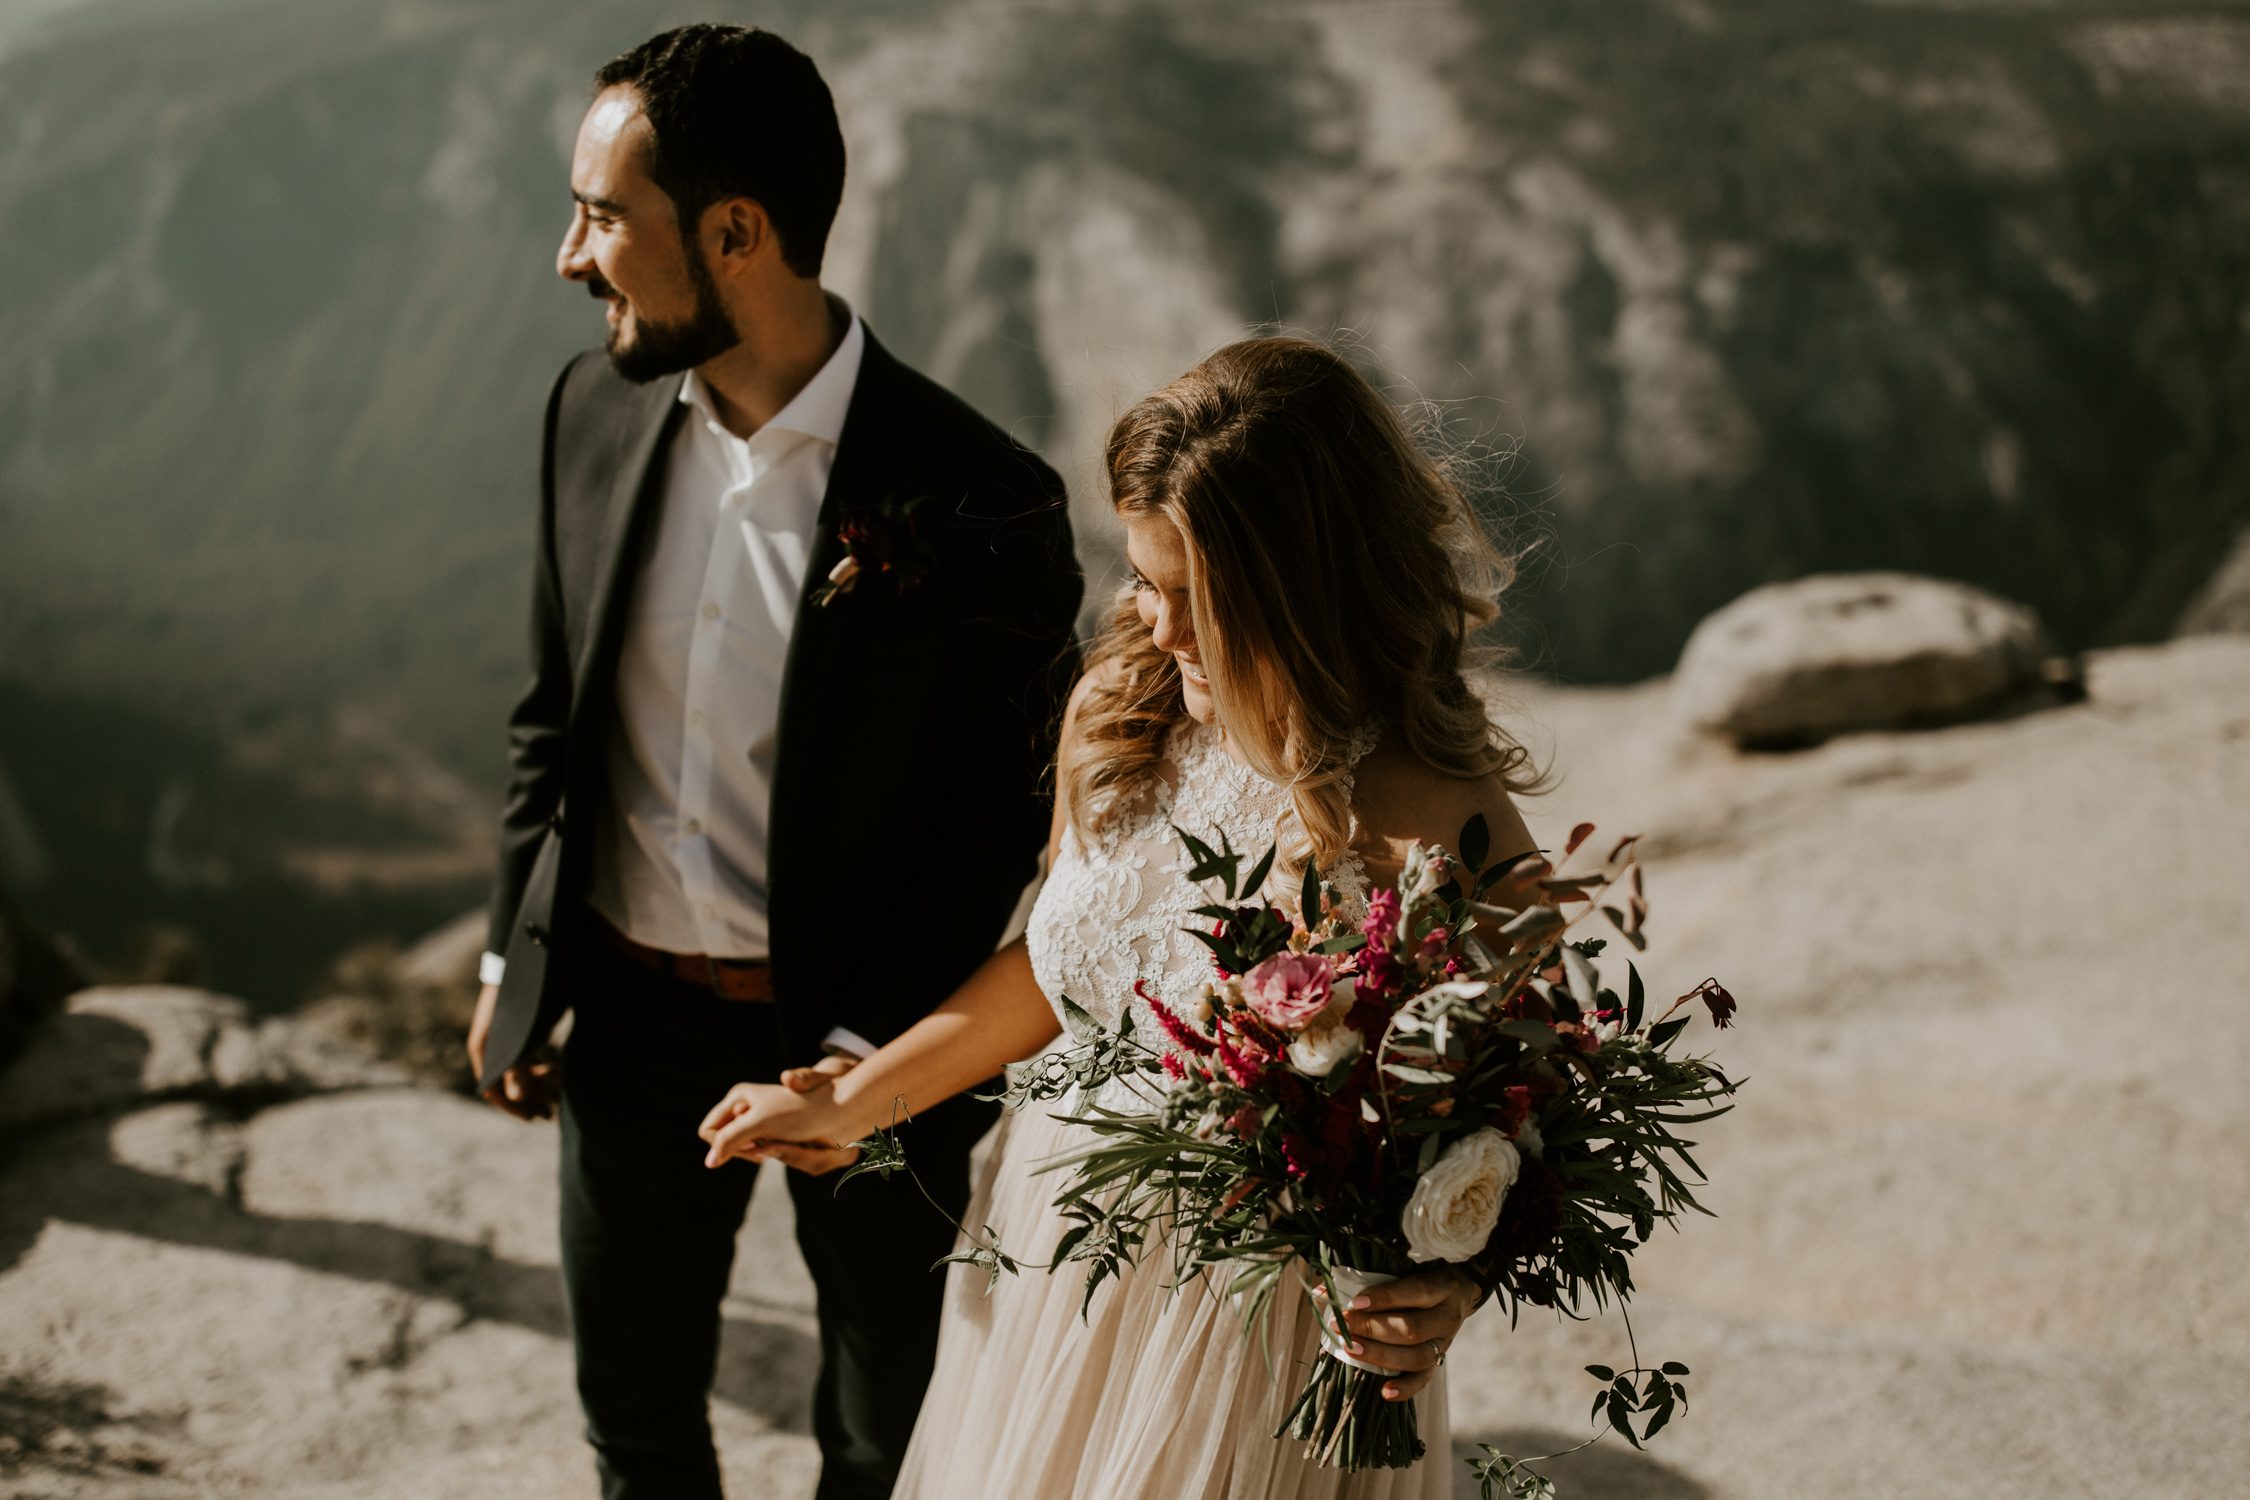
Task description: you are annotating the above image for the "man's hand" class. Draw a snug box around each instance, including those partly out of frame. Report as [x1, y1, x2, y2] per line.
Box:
[467, 982, 562, 1122]
[1315, 1264, 1481, 1402]
[699, 1079, 862, 1176]
[779, 1053, 859, 1093]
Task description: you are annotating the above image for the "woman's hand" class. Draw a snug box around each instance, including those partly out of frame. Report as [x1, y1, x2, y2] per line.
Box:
[698, 1080, 863, 1176]
[1319, 1264, 1481, 1402]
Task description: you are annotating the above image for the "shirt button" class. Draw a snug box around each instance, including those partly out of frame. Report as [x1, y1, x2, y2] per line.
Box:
[689, 710, 705, 727]
[684, 818, 702, 836]
[701, 903, 717, 920]
[701, 602, 720, 621]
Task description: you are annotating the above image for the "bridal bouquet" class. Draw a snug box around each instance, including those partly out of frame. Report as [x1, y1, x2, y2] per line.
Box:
[984, 815, 1740, 1489]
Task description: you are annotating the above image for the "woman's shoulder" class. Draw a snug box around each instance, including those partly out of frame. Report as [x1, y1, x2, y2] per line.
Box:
[1060, 657, 1128, 744]
[1348, 733, 1536, 885]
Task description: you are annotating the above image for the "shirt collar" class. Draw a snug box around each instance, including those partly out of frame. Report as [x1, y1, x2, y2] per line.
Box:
[677, 297, 865, 448]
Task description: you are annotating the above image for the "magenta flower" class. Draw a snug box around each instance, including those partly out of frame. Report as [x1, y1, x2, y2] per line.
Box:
[1240, 953, 1337, 1031]
[1357, 944, 1404, 999]
[1140, 981, 1216, 1057]
[1216, 1038, 1267, 1089]
[1362, 889, 1401, 945]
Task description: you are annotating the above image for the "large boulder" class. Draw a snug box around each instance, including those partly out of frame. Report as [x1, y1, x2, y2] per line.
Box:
[0, 986, 409, 1133]
[1673, 572, 2053, 747]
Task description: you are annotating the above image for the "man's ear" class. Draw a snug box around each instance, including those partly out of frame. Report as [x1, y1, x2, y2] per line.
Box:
[708, 196, 772, 270]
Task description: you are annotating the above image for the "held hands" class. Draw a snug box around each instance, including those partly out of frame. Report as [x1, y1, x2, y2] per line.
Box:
[699, 1056, 865, 1175]
[1313, 1264, 1480, 1403]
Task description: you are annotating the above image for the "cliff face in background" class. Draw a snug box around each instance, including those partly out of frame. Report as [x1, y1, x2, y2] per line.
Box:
[0, 0, 2245, 992]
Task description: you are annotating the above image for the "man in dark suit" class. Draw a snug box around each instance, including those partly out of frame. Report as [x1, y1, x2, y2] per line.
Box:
[464, 26, 1080, 1500]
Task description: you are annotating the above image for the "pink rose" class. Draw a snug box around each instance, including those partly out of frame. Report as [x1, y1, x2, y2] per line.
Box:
[1239, 952, 1337, 1031]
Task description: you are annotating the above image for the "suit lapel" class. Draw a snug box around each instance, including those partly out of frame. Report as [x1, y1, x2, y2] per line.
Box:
[769, 335, 905, 855]
[571, 375, 688, 710]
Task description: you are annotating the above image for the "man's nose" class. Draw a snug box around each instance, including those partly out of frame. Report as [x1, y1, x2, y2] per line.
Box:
[557, 214, 592, 281]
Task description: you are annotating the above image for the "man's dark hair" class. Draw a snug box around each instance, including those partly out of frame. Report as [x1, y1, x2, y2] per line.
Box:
[594, 25, 844, 279]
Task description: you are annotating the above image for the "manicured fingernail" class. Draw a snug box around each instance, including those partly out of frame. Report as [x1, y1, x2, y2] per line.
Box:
[1349, 1296, 1372, 1310]
[1383, 1385, 1400, 1400]
[1348, 1341, 1365, 1355]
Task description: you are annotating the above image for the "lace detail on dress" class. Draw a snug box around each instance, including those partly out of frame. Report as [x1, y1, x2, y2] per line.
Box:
[1026, 719, 1383, 1110]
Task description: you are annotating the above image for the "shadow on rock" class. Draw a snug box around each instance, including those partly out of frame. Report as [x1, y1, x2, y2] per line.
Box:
[0, 1111, 816, 1431]
[1451, 1431, 1706, 1500]
[0, 1371, 173, 1483]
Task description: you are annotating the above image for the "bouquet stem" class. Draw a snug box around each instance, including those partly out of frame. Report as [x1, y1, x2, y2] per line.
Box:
[1278, 1352, 1425, 1470]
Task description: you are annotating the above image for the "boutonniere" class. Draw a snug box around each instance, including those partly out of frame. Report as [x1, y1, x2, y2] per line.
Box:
[813, 491, 939, 607]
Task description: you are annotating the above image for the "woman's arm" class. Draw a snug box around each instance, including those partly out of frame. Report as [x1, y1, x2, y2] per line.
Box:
[699, 668, 1110, 1172]
[1327, 737, 1541, 1399]
[699, 938, 1060, 1169]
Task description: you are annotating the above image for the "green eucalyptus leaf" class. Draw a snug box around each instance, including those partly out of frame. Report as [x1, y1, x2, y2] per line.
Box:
[1495, 1019, 1560, 1051]
[1060, 995, 1103, 1046]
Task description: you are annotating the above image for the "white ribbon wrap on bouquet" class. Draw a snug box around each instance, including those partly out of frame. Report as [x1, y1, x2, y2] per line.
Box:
[1314, 1265, 1397, 1375]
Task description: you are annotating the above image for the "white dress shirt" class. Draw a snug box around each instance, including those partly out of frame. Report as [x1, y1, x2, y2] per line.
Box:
[484, 311, 876, 1056]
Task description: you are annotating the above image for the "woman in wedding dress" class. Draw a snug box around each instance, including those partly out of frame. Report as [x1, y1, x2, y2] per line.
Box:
[702, 337, 1541, 1499]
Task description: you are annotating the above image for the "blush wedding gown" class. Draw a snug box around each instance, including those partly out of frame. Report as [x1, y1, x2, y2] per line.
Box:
[892, 719, 1451, 1500]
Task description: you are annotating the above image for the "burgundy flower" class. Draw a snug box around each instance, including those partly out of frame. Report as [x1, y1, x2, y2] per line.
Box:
[1271, 1069, 1308, 1114]
[1551, 1021, 1599, 1055]
[838, 516, 894, 567]
[1687, 977, 1738, 1029]
[1357, 944, 1405, 998]
[1490, 1084, 1534, 1136]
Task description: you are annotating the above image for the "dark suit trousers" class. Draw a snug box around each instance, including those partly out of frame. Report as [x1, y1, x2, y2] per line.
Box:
[556, 939, 976, 1500]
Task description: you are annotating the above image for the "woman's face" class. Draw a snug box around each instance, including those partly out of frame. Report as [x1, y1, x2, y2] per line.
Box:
[1123, 512, 1215, 725]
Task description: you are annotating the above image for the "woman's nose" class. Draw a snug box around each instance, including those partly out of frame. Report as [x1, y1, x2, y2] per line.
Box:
[1150, 598, 1193, 656]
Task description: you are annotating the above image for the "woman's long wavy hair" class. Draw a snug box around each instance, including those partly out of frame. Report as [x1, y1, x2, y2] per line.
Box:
[1062, 336, 1538, 878]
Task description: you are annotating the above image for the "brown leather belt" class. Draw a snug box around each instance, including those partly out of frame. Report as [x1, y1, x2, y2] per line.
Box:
[595, 915, 774, 1001]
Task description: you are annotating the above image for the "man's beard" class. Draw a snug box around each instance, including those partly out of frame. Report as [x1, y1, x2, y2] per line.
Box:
[597, 248, 739, 384]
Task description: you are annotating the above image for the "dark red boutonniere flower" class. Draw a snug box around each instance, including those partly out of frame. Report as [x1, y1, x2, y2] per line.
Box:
[812, 491, 938, 607]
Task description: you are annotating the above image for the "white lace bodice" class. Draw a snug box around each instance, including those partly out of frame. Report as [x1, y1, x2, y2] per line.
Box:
[1026, 719, 1378, 1107]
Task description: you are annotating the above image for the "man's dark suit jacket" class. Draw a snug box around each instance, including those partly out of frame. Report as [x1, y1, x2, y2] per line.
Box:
[480, 329, 1081, 1090]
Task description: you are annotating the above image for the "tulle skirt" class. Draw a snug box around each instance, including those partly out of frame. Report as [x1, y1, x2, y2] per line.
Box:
[892, 1100, 1451, 1500]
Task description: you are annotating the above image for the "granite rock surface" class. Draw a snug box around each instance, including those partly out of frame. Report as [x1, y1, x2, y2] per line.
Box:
[4, 635, 2247, 1498]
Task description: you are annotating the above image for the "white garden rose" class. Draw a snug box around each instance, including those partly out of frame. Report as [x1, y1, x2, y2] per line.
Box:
[1401, 1128, 1521, 1263]
[1285, 1018, 1364, 1078]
